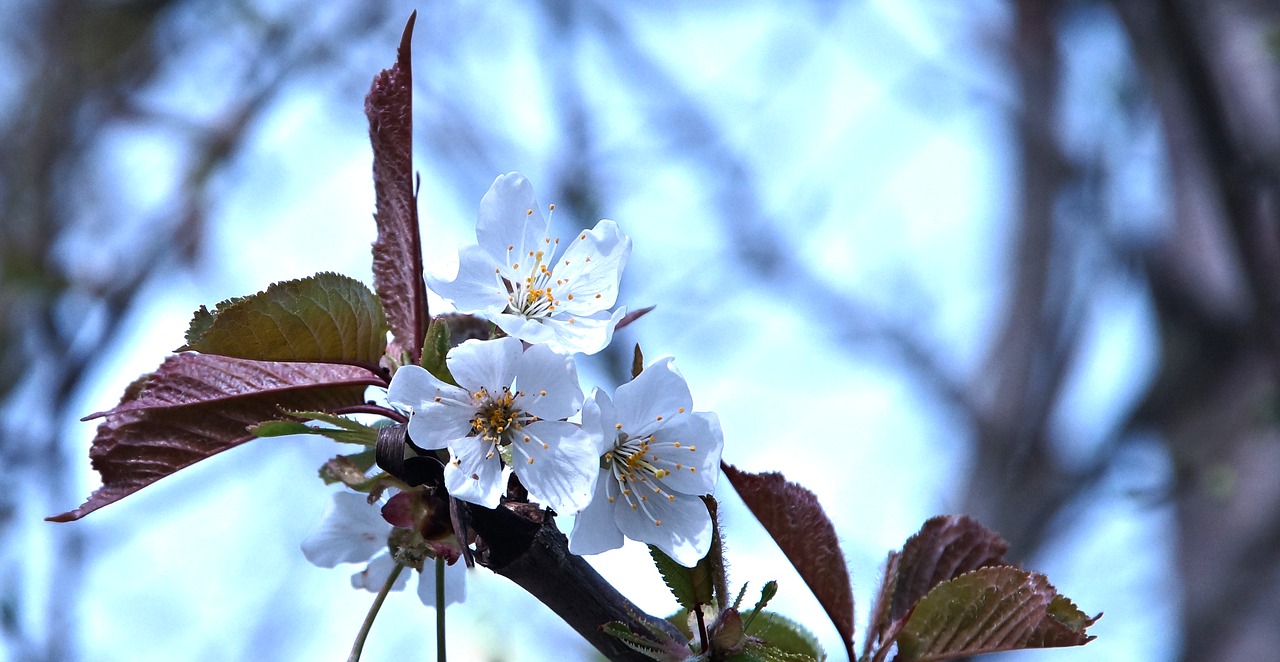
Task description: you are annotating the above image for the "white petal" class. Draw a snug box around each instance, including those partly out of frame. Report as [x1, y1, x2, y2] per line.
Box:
[614, 356, 693, 436]
[510, 420, 597, 513]
[415, 558, 468, 608]
[351, 553, 409, 592]
[544, 308, 625, 356]
[300, 492, 390, 568]
[389, 365, 474, 450]
[554, 219, 631, 315]
[581, 389, 618, 455]
[491, 312, 557, 345]
[427, 244, 508, 314]
[514, 343, 583, 421]
[405, 402, 475, 451]
[387, 364, 467, 411]
[476, 173, 550, 268]
[568, 472, 625, 556]
[443, 437, 506, 508]
[448, 337, 521, 395]
[614, 491, 713, 567]
[647, 412, 723, 495]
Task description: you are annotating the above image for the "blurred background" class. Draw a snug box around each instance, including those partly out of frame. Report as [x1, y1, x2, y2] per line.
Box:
[3, 0, 1279, 660]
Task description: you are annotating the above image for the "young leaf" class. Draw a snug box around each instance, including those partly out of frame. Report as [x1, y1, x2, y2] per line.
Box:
[888, 515, 1009, 625]
[420, 317, 456, 385]
[894, 566, 1099, 661]
[181, 273, 389, 367]
[740, 611, 825, 661]
[650, 545, 716, 614]
[48, 355, 369, 522]
[366, 12, 427, 362]
[721, 464, 854, 659]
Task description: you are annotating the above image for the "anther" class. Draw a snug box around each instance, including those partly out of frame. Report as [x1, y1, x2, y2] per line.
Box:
[678, 407, 685, 413]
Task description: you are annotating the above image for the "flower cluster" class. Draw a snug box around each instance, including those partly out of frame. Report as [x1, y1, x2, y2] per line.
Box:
[304, 172, 724, 605]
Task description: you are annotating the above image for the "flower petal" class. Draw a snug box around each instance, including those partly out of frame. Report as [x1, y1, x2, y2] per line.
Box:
[427, 244, 508, 314]
[514, 343, 583, 421]
[389, 365, 474, 450]
[300, 492, 390, 568]
[647, 412, 723, 495]
[415, 558, 468, 608]
[614, 356, 693, 436]
[544, 308, 625, 356]
[447, 337, 521, 395]
[568, 471, 625, 556]
[510, 420, 598, 513]
[554, 219, 631, 315]
[443, 436, 505, 508]
[476, 173, 549, 268]
[582, 388, 619, 455]
[614, 491, 713, 567]
[351, 553, 409, 592]
[490, 312, 557, 346]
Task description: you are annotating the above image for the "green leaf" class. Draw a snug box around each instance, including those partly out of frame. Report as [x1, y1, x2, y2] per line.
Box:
[649, 545, 714, 613]
[420, 317, 456, 385]
[895, 566, 1099, 661]
[181, 272, 389, 367]
[648, 496, 727, 614]
[743, 612, 824, 660]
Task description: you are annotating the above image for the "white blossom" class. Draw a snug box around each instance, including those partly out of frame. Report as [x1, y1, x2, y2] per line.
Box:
[428, 172, 631, 355]
[387, 336, 598, 512]
[569, 357, 723, 566]
[300, 491, 466, 608]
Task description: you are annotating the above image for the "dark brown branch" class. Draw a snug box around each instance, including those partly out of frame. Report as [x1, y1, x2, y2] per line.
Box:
[467, 502, 689, 660]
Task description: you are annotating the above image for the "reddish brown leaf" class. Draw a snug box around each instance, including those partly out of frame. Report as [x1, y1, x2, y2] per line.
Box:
[889, 515, 1009, 624]
[366, 12, 427, 362]
[721, 464, 854, 659]
[48, 357, 369, 522]
[83, 353, 383, 420]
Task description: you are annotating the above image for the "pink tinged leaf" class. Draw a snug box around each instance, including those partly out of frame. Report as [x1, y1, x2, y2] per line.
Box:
[366, 12, 427, 362]
[894, 566, 1099, 661]
[888, 514, 1010, 625]
[48, 356, 370, 522]
[721, 464, 855, 659]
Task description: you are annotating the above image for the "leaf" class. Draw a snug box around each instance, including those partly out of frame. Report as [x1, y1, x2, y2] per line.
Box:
[82, 353, 382, 420]
[181, 272, 389, 367]
[48, 355, 369, 522]
[420, 317, 456, 385]
[739, 611, 825, 661]
[895, 566, 1099, 661]
[366, 12, 427, 362]
[889, 515, 1009, 625]
[721, 465, 854, 659]
[649, 495, 729, 613]
[650, 545, 715, 613]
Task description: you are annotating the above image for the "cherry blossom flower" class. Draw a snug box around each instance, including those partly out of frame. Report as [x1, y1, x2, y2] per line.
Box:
[568, 357, 723, 566]
[386, 336, 598, 512]
[428, 172, 631, 355]
[300, 491, 466, 608]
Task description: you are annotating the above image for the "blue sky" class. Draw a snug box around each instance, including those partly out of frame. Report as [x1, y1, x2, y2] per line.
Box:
[22, 1, 1177, 660]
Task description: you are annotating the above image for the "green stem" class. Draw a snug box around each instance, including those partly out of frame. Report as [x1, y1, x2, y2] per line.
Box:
[435, 556, 447, 662]
[348, 562, 405, 662]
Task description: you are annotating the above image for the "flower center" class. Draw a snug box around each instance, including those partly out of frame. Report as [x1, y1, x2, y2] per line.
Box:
[603, 431, 676, 526]
[469, 387, 528, 450]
